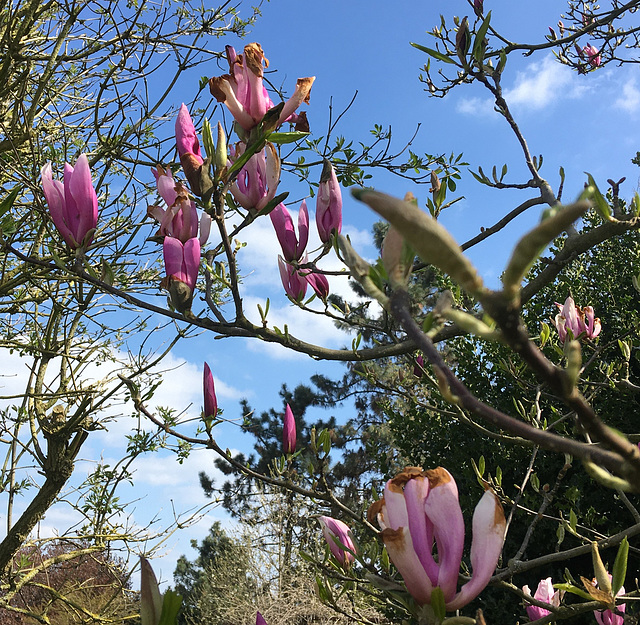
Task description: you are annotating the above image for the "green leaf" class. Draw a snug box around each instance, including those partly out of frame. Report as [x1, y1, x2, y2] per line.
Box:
[381, 545, 390, 572]
[611, 536, 629, 597]
[478, 455, 485, 476]
[540, 321, 551, 347]
[202, 118, 215, 160]
[158, 590, 182, 625]
[569, 508, 578, 533]
[430, 587, 446, 622]
[583, 173, 611, 221]
[472, 11, 491, 62]
[422, 312, 434, 333]
[502, 200, 589, 297]
[0, 186, 21, 220]
[530, 472, 540, 492]
[259, 191, 289, 216]
[317, 429, 331, 455]
[553, 583, 593, 601]
[268, 131, 310, 145]
[496, 49, 507, 73]
[410, 42, 456, 64]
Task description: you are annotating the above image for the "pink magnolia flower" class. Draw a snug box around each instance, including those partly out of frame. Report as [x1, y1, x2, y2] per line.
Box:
[553, 296, 601, 342]
[41, 154, 99, 250]
[594, 574, 626, 625]
[368, 467, 505, 610]
[148, 167, 211, 245]
[523, 577, 563, 621]
[305, 270, 330, 301]
[175, 104, 203, 165]
[278, 256, 308, 301]
[583, 44, 601, 67]
[230, 143, 281, 212]
[270, 201, 309, 262]
[316, 160, 342, 243]
[413, 355, 425, 378]
[175, 104, 205, 195]
[319, 516, 356, 567]
[583, 305, 602, 339]
[256, 612, 268, 625]
[209, 43, 315, 132]
[283, 403, 296, 454]
[203, 362, 217, 420]
[163, 237, 200, 292]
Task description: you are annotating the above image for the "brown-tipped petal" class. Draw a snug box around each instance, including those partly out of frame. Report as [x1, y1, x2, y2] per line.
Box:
[244, 42, 268, 76]
[381, 527, 434, 605]
[209, 75, 254, 131]
[278, 76, 315, 125]
[180, 153, 204, 197]
[256, 142, 281, 211]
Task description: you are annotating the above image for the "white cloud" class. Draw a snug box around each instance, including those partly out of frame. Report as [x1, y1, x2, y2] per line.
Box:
[615, 78, 640, 113]
[504, 56, 588, 109]
[456, 96, 494, 116]
[457, 56, 589, 115]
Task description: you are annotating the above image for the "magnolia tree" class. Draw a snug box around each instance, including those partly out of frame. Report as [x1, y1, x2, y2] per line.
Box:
[1, 0, 640, 624]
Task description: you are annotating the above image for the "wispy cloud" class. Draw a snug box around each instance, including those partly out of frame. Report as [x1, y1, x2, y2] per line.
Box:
[615, 78, 640, 113]
[457, 55, 589, 115]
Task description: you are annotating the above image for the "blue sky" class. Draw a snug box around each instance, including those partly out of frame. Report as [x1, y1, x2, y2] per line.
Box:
[3, 0, 640, 587]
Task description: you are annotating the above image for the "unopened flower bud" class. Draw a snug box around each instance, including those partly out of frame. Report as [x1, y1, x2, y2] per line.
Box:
[215, 122, 227, 174]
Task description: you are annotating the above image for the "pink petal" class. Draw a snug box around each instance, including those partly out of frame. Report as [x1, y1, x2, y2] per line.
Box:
[67, 154, 98, 244]
[42, 162, 76, 247]
[278, 76, 315, 125]
[297, 200, 309, 257]
[381, 526, 434, 605]
[163, 237, 185, 281]
[446, 489, 505, 610]
[404, 476, 439, 585]
[203, 362, 217, 419]
[424, 468, 465, 602]
[182, 237, 201, 291]
[283, 404, 296, 453]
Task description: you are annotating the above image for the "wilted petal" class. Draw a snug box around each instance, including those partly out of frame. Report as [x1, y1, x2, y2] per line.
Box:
[279, 76, 315, 125]
[209, 75, 255, 131]
[381, 526, 434, 605]
[255, 143, 281, 212]
[401, 475, 438, 585]
[152, 165, 179, 207]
